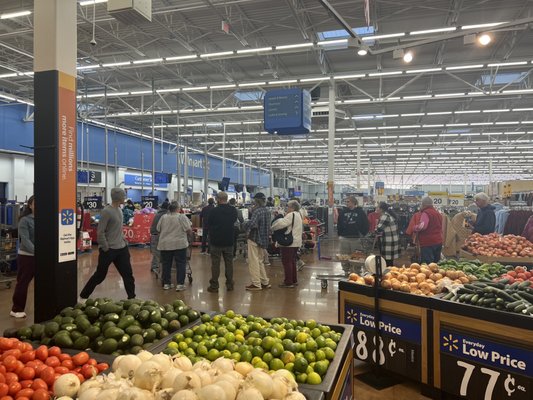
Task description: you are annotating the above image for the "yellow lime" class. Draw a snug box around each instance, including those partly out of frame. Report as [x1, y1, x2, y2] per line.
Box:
[307, 372, 322, 385]
[295, 332, 308, 344]
[235, 334, 245, 343]
[281, 350, 295, 364]
[255, 361, 269, 371]
[167, 341, 178, 349]
[178, 342, 188, 351]
[306, 319, 317, 330]
[225, 310, 236, 319]
[284, 362, 294, 372]
[221, 350, 231, 358]
[296, 373, 307, 384]
[251, 356, 263, 365]
[315, 349, 326, 361]
[231, 352, 241, 362]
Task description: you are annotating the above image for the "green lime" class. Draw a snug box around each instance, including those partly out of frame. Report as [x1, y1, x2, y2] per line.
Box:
[225, 310, 236, 318]
[269, 358, 285, 371]
[224, 332, 236, 343]
[167, 341, 178, 349]
[241, 350, 253, 363]
[295, 332, 308, 344]
[195, 324, 207, 335]
[311, 328, 322, 339]
[251, 356, 263, 366]
[306, 365, 314, 375]
[319, 325, 331, 334]
[221, 350, 231, 358]
[294, 357, 308, 373]
[316, 336, 327, 348]
[226, 342, 239, 353]
[266, 328, 278, 338]
[252, 346, 264, 358]
[215, 337, 227, 351]
[306, 339, 318, 352]
[296, 320, 305, 327]
[307, 371, 322, 385]
[184, 337, 192, 344]
[314, 360, 329, 376]
[271, 343, 284, 358]
[174, 333, 184, 342]
[285, 329, 297, 341]
[262, 352, 274, 364]
[238, 344, 250, 354]
[206, 325, 217, 335]
[212, 315, 221, 323]
[201, 314, 211, 323]
[231, 352, 241, 361]
[178, 342, 188, 351]
[315, 349, 326, 361]
[217, 327, 229, 337]
[281, 350, 295, 364]
[235, 334, 245, 343]
[324, 347, 335, 360]
[262, 336, 276, 351]
[197, 344, 208, 357]
[184, 348, 196, 357]
[193, 335, 203, 343]
[207, 348, 219, 361]
[285, 362, 294, 372]
[306, 319, 317, 330]
[183, 329, 194, 339]
[304, 351, 316, 363]
[255, 361, 269, 371]
[296, 373, 307, 384]
[189, 342, 199, 351]
[221, 316, 231, 325]
[325, 339, 337, 351]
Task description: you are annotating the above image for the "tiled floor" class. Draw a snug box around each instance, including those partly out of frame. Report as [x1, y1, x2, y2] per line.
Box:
[0, 245, 431, 399]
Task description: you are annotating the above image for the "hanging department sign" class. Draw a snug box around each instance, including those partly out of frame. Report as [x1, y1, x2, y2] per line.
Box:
[429, 191, 448, 206]
[264, 88, 311, 135]
[58, 72, 77, 263]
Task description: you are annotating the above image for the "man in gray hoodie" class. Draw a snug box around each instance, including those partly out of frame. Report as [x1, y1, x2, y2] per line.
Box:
[79, 188, 136, 301]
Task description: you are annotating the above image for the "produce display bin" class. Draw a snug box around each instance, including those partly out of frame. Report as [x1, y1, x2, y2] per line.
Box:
[338, 280, 430, 386]
[459, 249, 533, 267]
[298, 388, 326, 400]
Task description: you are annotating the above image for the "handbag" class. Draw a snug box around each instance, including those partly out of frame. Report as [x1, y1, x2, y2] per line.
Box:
[272, 213, 294, 246]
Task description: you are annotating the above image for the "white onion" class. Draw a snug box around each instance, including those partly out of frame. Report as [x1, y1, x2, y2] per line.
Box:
[236, 388, 263, 400]
[284, 393, 306, 400]
[173, 355, 193, 371]
[173, 371, 202, 391]
[112, 355, 125, 372]
[95, 389, 120, 400]
[155, 388, 175, 400]
[234, 362, 254, 377]
[196, 384, 227, 400]
[171, 390, 199, 400]
[116, 387, 154, 400]
[273, 370, 297, 390]
[195, 370, 213, 387]
[137, 350, 154, 362]
[134, 360, 165, 390]
[55, 397, 74, 400]
[192, 360, 211, 371]
[214, 374, 241, 392]
[78, 387, 102, 400]
[245, 370, 273, 399]
[161, 368, 183, 388]
[53, 373, 81, 398]
[116, 355, 143, 379]
[211, 358, 234, 374]
[151, 354, 173, 373]
[78, 378, 104, 396]
[270, 376, 290, 399]
[214, 380, 236, 400]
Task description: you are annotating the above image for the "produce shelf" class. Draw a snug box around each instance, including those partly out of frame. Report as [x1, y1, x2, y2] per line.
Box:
[459, 249, 533, 267]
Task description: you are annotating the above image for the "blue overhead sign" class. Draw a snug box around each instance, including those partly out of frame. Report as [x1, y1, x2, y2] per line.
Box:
[264, 88, 311, 135]
[124, 174, 167, 188]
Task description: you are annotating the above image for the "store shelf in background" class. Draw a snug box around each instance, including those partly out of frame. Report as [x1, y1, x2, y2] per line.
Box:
[459, 249, 533, 267]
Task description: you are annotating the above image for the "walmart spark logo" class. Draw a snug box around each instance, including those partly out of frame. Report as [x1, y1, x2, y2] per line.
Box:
[61, 209, 74, 225]
[345, 308, 358, 324]
[442, 333, 459, 352]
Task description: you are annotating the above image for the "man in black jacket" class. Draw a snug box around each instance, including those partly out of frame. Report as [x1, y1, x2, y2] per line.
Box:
[335, 196, 369, 269]
[472, 192, 496, 234]
[207, 192, 238, 292]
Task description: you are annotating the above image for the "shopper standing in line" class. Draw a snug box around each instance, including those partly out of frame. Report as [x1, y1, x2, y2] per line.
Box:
[471, 192, 496, 235]
[375, 202, 402, 267]
[229, 198, 244, 257]
[415, 197, 443, 264]
[207, 192, 238, 292]
[200, 198, 215, 254]
[157, 201, 193, 291]
[80, 188, 136, 301]
[10, 196, 35, 318]
[243, 192, 272, 291]
[272, 200, 303, 288]
[149, 201, 169, 273]
[335, 196, 369, 271]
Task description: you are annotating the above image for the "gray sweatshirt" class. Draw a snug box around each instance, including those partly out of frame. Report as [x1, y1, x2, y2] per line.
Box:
[18, 214, 35, 255]
[98, 205, 127, 251]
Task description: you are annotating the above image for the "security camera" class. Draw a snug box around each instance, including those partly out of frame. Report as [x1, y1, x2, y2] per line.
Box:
[90, 39, 97, 47]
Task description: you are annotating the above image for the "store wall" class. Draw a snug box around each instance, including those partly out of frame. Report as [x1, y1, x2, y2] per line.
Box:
[0, 153, 34, 201]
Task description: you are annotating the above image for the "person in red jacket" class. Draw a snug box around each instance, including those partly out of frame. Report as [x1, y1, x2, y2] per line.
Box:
[415, 197, 443, 264]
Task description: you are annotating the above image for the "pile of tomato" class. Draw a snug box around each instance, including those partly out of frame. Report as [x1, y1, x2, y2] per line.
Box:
[0, 337, 108, 400]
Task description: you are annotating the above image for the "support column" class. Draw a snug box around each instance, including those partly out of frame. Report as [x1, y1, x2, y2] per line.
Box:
[184, 145, 189, 203]
[203, 144, 208, 202]
[327, 79, 335, 236]
[356, 136, 361, 190]
[104, 88, 109, 204]
[489, 159, 493, 196]
[34, 0, 77, 321]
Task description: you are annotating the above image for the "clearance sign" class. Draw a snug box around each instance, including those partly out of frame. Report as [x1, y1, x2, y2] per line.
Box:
[57, 72, 77, 263]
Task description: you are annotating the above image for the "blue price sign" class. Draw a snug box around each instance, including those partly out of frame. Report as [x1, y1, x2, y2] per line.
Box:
[264, 88, 311, 135]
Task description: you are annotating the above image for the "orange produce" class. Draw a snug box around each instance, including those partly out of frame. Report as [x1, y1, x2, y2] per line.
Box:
[464, 233, 533, 258]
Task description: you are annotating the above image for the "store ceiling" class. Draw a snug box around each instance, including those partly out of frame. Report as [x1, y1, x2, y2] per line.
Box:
[1, 0, 533, 188]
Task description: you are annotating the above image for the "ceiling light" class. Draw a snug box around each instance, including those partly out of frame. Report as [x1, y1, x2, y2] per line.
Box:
[200, 51, 234, 58]
[236, 47, 272, 54]
[133, 58, 163, 64]
[363, 33, 405, 41]
[165, 55, 198, 61]
[446, 64, 484, 70]
[410, 27, 457, 35]
[102, 61, 131, 67]
[478, 33, 492, 46]
[403, 50, 413, 63]
[357, 49, 368, 56]
[462, 22, 505, 30]
[275, 43, 314, 50]
[79, 0, 108, 5]
[0, 10, 31, 19]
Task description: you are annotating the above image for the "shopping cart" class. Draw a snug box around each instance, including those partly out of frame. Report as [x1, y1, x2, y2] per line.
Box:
[0, 234, 17, 289]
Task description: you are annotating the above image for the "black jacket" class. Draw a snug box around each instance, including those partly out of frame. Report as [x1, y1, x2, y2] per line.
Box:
[473, 205, 496, 235]
[337, 206, 369, 238]
[200, 204, 215, 227]
[208, 204, 238, 247]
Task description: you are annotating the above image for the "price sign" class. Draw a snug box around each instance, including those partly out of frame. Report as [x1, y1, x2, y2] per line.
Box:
[440, 328, 532, 400]
[141, 196, 158, 209]
[344, 303, 422, 381]
[429, 191, 448, 207]
[83, 196, 102, 210]
[448, 194, 465, 207]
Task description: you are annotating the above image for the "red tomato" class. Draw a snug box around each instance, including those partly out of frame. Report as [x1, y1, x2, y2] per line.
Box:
[18, 352, 34, 364]
[96, 363, 108, 372]
[53, 367, 69, 375]
[57, 354, 70, 362]
[73, 367, 81, 374]
[44, 358, 59, 369]
[23, 362, 37, 370]
[38, 368, 54, 387]
[0, 384, 7, 397]
[7, 382, 20, 396]
[18, 368, 34, 382]
[13, 343, 25, 353]
[80, 364, 97, 379]
[34, 347, 48, 362]
[86, 358, 97, 366]
[0, 338, 15, 351]
[34, 365, 47, 377]
[0, 365, 6, 375]
[30, 379, 47, 392]
[0, 376, 4, 385]
[76, 373, 85, 384]
[71, 352, 89, 367]
[15, 398, 28, 400]
[0, 396, 14, 400]
[60, 360, 74, 370]
[32, 389, 50, 400]
[46, 348, 60, 358]
[4, 374, 18, 385]
[16, 382, 31, 390]
[14, 388, 33, 399]
[1, 350, 21, 362]
[2, 357, 17, 372]
[13, 363, 24, 376]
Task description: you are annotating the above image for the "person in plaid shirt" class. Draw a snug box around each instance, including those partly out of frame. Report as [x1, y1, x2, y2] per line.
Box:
[375, 202, 401, 266]
[243, 192, 272, 291]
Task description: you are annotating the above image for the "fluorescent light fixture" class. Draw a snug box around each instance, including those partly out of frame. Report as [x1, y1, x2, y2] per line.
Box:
[478, 33, 492, 46]
[501, 89, 533, 94]
[446, 64, 484, 70]
[406, 68, 442, 74]
[165, 55, 198, 61]
[133, 58, 163, 64]
[363, 33, 405, 41]
[487, 61, 527, 67]
[269, 79, 297, 85]
[357, 49, 368, 56]
[462, 22, 505, 30]
[0, 73, 18, 78]
[276, 43, 314, 50]
[483, 109, 510, 113]
[0, 10, 31, 19]
[106, 92, 129, 97]
[77, 64, 101, 70]
[410, 27, 456, 35]
[435, 92, 465, 97]
[182, 86, 208, 91]
[427, 111, 453, 115]
[403, 95, 432, 99]
[317, 39, 348, 46]
[0, 94, 16, 101]
[513, 108, 533, 112]
[300, 77, 326, 82]
[368, 71, 403, 76]
[210, 84, 237, 89]
[236, 47, 272, 54]
[238, 82, 267, 87]
[130, 90, 152, 95]
[343, 99, 372, 104]
[79, 0, 108, 5]
[156, 88, 179, 93]
[334, 74, 365, 80]
[102, 61, 131, 67]
[401, 113, 424, 117]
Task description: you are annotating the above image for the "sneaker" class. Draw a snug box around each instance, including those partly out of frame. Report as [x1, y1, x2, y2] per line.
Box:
[175, 285, 186, 292]
[207, 286, 218, 293]
[297, 260, 305, 271]
[245, 284, 262, 291]
[163, 284, 173, 290]
[78, 297, 87, 305]
[261, 283, 272, 289]
[264, 262, 271, 266]
[10, 311, 26, 318]
[278, 283, 295, 288]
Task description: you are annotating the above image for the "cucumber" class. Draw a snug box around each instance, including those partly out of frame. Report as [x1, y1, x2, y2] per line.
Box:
[443, 293, 454, 300]
[470, 294, 479, 304]
[506, 300, 525, 310]
[492, 288, 516, 302]
[517, 292, 533, 303]
[518, 281, 531, 289]
[514, 304, 528, 313]
[525, 305, 533, 315]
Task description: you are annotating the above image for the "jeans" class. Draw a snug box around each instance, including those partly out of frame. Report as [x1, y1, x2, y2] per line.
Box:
[12, 255, 35, 312]
[209, 245, 234, 289]
[80, 247, 136, 299]
[150, 234, 160, 271]
[280, 247, 298, 285]
[247, 240, 269, 287]
[160, 248, 187, 286]
[420, 244, 442, 264]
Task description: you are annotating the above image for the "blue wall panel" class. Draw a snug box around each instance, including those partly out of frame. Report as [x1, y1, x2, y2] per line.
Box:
[0, 104, 34, 152]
